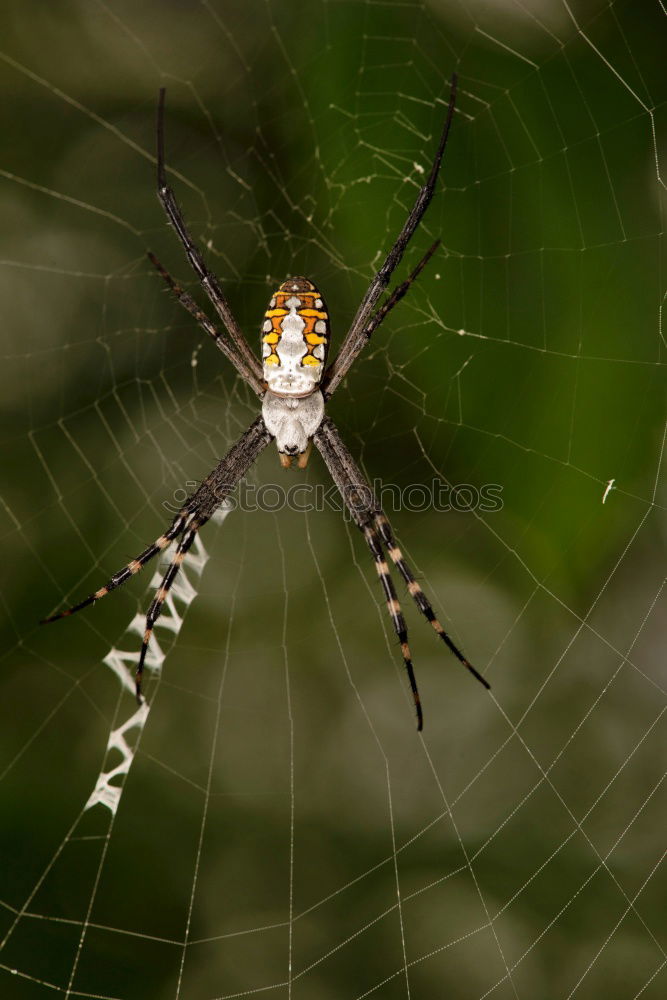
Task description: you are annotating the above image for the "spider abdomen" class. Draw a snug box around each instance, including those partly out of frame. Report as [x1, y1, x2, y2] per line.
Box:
[261, 277, 330, 397]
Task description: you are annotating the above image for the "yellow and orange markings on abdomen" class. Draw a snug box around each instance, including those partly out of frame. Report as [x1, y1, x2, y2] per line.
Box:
[261, 276, 330, 374]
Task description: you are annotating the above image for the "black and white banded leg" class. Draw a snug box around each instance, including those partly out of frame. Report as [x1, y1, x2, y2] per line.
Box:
[373, 512, 490, 690]
[42, 416, 273, 700]
[315, 416, 488, 728]
[361, 519, 423, 728]
[315, 418, 426, 726]
[134, 516, 204, 699]
[40, 514, 187, 624]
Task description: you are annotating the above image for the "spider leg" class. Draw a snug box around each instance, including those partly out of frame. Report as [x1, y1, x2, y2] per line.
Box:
[132, 414, 273, 696]
[322, 240, 440, 397]
[148, 252, 264, 396]
[41, 415, 273, 629]
[315, 416, 488, 724]
[40, 514, 188, 624]
[373, 512, 490, 690]
[134, 517, 202, 701]
[362, 521, 423, 729]
[155, 87, 263, 391]
[315, 417, 424, 727]
[324, 74, 457, 398]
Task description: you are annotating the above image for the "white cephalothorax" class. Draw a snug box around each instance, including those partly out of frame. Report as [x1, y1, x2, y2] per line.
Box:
[261, 389, 325, 468]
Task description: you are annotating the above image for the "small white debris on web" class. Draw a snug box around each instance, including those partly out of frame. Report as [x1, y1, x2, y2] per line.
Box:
[191, 343, 203, 368]
[434, 273, 441, 280]
[413, 161, 424, 175]
[602, 479, 615, 504]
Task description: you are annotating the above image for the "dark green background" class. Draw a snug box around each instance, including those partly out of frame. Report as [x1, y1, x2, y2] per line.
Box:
[1, 1, 665, 998]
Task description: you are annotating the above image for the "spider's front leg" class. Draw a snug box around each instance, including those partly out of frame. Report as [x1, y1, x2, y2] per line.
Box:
[41, 416, 273, 701]
[314, 416, 489, 729]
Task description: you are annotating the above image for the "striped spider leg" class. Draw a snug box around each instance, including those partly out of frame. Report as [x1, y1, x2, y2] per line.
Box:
[42, 417, 272, 700]
[42, 73, 485, 727]
[315, 418, 488, 731]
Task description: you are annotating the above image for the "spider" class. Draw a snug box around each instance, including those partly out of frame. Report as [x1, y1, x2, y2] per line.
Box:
[41, 74, 490, 730]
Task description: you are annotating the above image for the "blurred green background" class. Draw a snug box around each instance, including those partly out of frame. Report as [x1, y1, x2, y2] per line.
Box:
[1, 1, 665, 998]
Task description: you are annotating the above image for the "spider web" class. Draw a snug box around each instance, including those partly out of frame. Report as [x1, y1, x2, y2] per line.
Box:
[1, 0, 665, 997]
